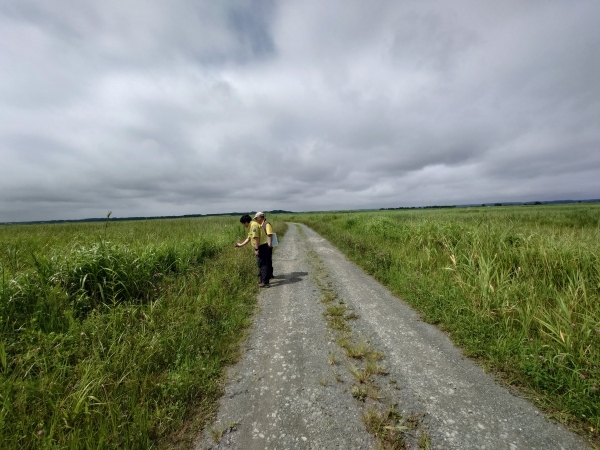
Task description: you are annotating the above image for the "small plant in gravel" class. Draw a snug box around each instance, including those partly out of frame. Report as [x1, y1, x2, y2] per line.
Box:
[351, 385, 368, 401]
[366, 359, 389, 377]
[210, 421, 238, 443]
[321, 291, 337, 303]
[328, 316, 351, 331]
[327, 353, 338, 365]
[349, 365, 371, 384]
[355, 380, 384, 401]
[365, 348, 385, 361]
[418, 430, 432, 449]
[209, 426, 224, 443]
[342, 340, 369, 359]
[326, 304, 346, 316]
[368, 386, 385, 401]
[363, 405, 413, 449]
[323, 299, 352, 331]
[336, 333, 351, 348]
[345, 311, 360, 320]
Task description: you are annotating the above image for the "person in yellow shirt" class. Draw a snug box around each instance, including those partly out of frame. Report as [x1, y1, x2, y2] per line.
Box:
[234, 214, 270, 287]
[254, 212, 274, 282]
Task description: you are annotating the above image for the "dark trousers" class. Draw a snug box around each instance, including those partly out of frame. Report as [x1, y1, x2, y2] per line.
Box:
[256, 244, 270, 284]
[266, 246, 273, 280]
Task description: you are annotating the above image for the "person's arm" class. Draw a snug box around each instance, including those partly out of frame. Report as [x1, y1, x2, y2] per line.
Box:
[252, 237, 259, 252]
[235, 237, 250, 248]
[266, 223, 274, 247]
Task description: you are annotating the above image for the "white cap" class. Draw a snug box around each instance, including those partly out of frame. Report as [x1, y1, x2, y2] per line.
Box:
[254, 211, 265, 218]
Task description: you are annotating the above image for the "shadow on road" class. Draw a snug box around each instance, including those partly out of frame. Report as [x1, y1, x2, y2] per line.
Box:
[269, 271, 308, 287]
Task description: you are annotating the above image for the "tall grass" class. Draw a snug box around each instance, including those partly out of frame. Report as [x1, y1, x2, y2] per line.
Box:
[0, 217, 287, 449]
[285, 204, 600, 437]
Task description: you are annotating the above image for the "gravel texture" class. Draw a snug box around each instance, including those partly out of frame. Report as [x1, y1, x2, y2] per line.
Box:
[197, 223, 589, 450]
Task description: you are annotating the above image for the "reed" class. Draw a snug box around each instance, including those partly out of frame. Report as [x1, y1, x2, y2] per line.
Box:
[284, 204, 600, 437]
[0, 216, 287, 449]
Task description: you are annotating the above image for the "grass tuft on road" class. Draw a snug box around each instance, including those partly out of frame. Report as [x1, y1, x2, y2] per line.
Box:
[307, 245, 425, 448]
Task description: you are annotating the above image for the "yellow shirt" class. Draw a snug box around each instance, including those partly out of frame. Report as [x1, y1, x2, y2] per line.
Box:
[248, 220, 267, 246]
[263, 222, 273, 236]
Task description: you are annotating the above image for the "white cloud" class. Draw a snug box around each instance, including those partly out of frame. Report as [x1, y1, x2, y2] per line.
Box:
[1, 0, 599, 221]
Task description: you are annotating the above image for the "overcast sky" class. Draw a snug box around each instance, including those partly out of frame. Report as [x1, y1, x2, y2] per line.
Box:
[1, 1, 599, 221]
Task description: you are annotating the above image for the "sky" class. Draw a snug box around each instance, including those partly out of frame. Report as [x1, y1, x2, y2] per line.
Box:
[1, 0, 599, 222]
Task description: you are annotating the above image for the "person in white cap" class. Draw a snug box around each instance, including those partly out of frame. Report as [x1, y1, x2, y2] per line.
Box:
[254, 212, 274, 282]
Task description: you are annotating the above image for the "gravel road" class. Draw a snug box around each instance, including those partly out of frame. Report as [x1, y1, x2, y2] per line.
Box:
[197, 223, 588, 450]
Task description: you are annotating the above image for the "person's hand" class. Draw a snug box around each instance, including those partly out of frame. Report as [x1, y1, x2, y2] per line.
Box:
[234, 243, 240, 248]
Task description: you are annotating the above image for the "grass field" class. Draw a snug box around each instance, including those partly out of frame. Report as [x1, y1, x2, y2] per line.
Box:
[3, 205, 598, 446]
[0, 216, 286, 449]
[283, 204, 600, 440]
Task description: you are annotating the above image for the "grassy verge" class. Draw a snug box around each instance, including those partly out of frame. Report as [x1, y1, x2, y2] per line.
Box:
[284, 204, 600, 442]
[0, 216, 287, 449]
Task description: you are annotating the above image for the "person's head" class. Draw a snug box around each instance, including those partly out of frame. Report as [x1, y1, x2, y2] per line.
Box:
[240, 214, 252, 227]
[254, 211, 265, 223]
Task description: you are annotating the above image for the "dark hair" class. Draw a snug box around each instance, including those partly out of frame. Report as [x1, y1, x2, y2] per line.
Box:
[240, 214, 252, 224]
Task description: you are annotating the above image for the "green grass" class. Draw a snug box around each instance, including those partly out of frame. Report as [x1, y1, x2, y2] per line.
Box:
[0, 216, 287, 449]
[362, 404, 414, 449]
[283, 204, 600, 439]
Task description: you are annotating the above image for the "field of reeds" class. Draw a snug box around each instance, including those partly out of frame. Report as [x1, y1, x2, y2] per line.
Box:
[284, 204, 600, 439]
[0, 216, 286, 449]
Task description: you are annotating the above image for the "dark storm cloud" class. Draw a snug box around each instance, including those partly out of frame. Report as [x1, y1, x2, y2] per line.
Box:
[1, 0, 599, 222]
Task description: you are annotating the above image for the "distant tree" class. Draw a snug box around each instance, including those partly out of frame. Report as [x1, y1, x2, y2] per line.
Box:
[494, 203, 502, 206]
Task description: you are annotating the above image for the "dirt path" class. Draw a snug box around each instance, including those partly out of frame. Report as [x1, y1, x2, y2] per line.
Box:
[197, 224, 588, 449]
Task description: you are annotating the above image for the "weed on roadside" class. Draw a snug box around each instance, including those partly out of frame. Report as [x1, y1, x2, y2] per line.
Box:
[328, 353, 338, 366]
[340, 339, 369, 359]
[363, 404, 414, 449]
[345, 311, 360, 320]
[351, 385, 368, 401]
[349, 365, 371, 384]
[418, 429, 432, 449]
[209, 421, 238, 443]
[326, 304, 346, 316]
